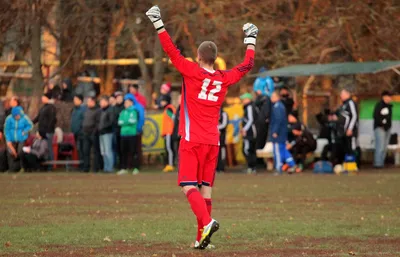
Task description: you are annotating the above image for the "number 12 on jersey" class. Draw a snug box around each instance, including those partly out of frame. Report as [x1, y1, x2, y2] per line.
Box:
[198, 78, 222, 102]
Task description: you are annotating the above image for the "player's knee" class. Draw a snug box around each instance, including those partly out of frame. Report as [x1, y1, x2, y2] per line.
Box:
[200, 186, 212, 199]
[181, 185, 197, 195]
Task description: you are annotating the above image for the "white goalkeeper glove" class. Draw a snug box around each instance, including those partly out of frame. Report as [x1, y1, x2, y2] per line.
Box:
[146, 5, 164, 31]
[243, 23, 258, 46]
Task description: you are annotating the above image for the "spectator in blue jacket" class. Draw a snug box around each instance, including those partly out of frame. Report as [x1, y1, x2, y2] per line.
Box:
[253, 67, 275, 97]
[128, 93, 144, 168]
[269, 91, 295, 175]
[4, 106, 33, 171]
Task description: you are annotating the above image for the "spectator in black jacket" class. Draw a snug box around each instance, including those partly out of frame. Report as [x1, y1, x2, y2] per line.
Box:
[20, 131, 48, 172]
[33, 93, 57, 166]
[60, 78, 74, 102]
[279, 86, 294, 116]
[217, 107, 228, 172]
[98, 96, 115, 172]
[0, 100, 5, 133]
[71, 94, 86, 170]
[287, 122, 317, 172]
[337, 89, 359, 164]
[0, 129, 7, 172]
[113, 91, 124, 168]
[172, 95, 181, 164]
[255, 96, 271, 151]
[373, 91, 393, 168]
[82, 97, 102, 172]
[321, 111, 345, 165]
[316, 108, 332, 142]
[240, 93, 257, 174]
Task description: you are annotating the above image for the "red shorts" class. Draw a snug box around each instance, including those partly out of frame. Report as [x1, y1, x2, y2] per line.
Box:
[177, 139, 219, 187]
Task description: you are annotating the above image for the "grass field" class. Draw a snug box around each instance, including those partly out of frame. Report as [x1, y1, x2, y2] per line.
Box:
[1, 169, 400, 257]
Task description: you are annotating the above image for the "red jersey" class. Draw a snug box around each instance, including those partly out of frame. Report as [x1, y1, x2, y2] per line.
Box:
[158, 31, 255, 145]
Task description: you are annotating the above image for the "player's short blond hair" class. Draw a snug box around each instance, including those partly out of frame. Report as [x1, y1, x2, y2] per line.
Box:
[198, 41, 217, 66]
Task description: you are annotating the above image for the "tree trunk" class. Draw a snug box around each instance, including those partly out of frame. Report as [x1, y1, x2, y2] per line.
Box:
[152, 38, 165, 95]
[59, 0, 74, 79]
[28, 6, 44, 118]
[104, 11, 125, 95]
[131, 30, 152, 105]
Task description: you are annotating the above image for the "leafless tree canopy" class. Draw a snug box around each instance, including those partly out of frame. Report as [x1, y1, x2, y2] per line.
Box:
[0, 0, 399, 97]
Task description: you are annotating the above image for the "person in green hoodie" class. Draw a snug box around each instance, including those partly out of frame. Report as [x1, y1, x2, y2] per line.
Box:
[117, 94, 139, 175]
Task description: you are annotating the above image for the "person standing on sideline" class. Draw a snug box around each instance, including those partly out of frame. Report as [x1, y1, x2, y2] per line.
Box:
[71, 94, 86, 170]
[113, 91, 125, 168]
[373, 91, 393, 168]
[128, 84, 147, 108]
[337, 88, 359, 165]
[82, 97, 102, 172]
[217, 107, 228, 173]
[154, 82, 172, 109]
[32, 93, 57, 168]
[255, 95, 271, 152]
[240, 93, 257, 174]
[4, 107, 33, 171]
[131, 93, 145, 169]
[117, 94, 139, 175]
[128, 84, 145, 168]
[172, 95, 181, 164]
[269, 91, 296, 174]
[98, 96, 115, 173]
[159, 92, 176, 173]
[279, 86, 295, 116]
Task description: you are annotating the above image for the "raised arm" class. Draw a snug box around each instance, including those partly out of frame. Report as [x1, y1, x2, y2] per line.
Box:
[226, 23, 258, 85]
[146, 6, 197, 76]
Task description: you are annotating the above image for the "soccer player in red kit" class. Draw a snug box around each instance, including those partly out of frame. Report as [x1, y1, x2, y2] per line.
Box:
[146, 6, 258, 249]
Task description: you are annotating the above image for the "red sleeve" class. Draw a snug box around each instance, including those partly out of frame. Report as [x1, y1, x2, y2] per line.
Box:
[225, 49, 255, 86]
[158, 31, 198, 77]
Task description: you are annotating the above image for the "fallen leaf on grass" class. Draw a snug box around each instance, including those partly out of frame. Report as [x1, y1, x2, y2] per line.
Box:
[141, 233, 146, 237]
[103, 236, 112, 242]
[348, 251, 356, 256]
[4, 241, 11, 247]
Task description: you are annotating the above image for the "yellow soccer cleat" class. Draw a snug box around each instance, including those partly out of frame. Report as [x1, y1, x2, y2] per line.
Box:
[199, 219, 219, 250]
[162, 165, 175, 173]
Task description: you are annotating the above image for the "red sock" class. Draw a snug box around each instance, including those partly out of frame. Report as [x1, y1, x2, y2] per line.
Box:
[196, 218, 202, 242]
[196, 198, 212, 242]
[186, 189, 211, 229]
[205, 198, 212, 216]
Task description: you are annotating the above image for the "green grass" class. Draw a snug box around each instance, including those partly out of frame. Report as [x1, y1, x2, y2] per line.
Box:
[1, 170, 400, 256]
